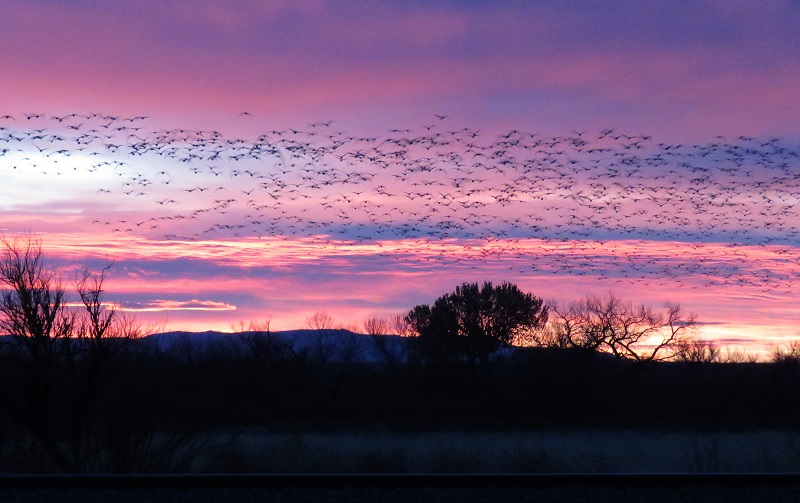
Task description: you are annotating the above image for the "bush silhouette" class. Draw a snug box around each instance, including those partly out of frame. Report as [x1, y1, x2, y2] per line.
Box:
[406, 281, 548, 363]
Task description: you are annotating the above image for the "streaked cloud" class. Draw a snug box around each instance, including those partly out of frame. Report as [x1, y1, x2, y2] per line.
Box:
[0, 1, 798, 353]
[118, 299, 237, 313]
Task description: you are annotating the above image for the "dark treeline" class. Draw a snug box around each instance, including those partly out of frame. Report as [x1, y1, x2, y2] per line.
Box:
[167, 331, 800, 433]
[2, 329, 800, 473]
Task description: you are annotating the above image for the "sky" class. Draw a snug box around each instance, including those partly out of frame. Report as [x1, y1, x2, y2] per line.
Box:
[1, 0, 799, 355]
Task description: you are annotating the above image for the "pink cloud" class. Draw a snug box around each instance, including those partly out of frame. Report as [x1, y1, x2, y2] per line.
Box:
[0, 0, 796, 140]
[16, 231, 798, 350]
[172, 0, 324, 31]
[119, 299, 237, 312]
[2, 1, 799, 352]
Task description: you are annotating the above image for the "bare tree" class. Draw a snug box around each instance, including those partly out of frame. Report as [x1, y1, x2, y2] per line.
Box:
[306, 311, 336, 331]
[549, 292, 698, 361]
[74, 265, 155, 359]
[508, 323, 563, 348]
[364, 315, 409, 368]
[389, 312, 415, 337]
[770, 340, 800, 364]
[0, 235, 75, 361]
[305, 311, 358, 364]
[673, 338, 723, 363]
[0, 235, 189, 472]
[233, 319, 272, 359]
[232, 318, 309, 379]
[0, 235, 77, 468]
[363, 316, 389, 336]
[720, 349, 759, 363]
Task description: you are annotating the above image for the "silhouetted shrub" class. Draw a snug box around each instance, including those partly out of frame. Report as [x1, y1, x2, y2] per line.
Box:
[406, 281, 547, 363]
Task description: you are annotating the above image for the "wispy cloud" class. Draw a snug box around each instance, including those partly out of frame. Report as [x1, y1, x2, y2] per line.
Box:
[118, 299, 237, 312]
[1, 1, 798, 352]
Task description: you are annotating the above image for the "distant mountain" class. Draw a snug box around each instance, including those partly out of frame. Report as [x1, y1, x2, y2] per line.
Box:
[143, 329, 413, 364]
[0, 329, 517, 364]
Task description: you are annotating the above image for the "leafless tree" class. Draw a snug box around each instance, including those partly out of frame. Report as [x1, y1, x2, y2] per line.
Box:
[233, 318, 274, 354]
[306, 311, 336, 331]
[0, 235, 192, 472]
[0, 235, 77, 468]
[305, 311, 359, 364]
[549, 292, 698, 361]
[720, 349, 760, 363]
[0, 235, 75, 361]
[364, 315, 408, 368]
[233, 319, 271, 358]
[389, 312, 415, 337]
[508, 323, 563, 348]
[75, 265, 155, 359]
[770, 340, 800, 364]
[676, 337, 759, 364]
[673, 338, 723, 363]
[233, 318, 309, 379]
[363, 316, 389, 336]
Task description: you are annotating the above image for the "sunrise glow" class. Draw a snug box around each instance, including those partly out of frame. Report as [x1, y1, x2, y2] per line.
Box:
[1, 0, 799, 357]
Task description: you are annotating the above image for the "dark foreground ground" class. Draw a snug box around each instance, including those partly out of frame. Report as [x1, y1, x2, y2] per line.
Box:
[4, 338, 800, 477]
[2, 475, 800, 503]
[4, 487, 800, 503]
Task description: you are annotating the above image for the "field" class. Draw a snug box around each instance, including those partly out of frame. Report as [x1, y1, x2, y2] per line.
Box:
[193, 428, 800, 474]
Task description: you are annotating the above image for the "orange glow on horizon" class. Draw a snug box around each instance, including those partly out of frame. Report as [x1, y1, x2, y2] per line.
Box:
[0, 230, 792, 355]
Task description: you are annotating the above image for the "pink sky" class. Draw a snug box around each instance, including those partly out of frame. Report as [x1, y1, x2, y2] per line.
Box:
[1, 0, 799, 356]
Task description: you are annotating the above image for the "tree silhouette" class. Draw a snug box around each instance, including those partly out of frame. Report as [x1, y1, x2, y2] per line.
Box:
[363, 315, 409, 370]
[406, 281, 548, 363]
[549, 292, 697, 361]
[363, 316, 389, 336]
[0, 235, 76, 469]
[0, 236, 193, 472]
[0, 235, 74, 358]
[770, 340, 800, 365]
[673, 338, 723, 363]
[306, 311, 336, 331]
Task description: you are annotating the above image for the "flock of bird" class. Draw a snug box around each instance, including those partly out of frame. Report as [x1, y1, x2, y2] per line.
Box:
[1, 112, 799, 296]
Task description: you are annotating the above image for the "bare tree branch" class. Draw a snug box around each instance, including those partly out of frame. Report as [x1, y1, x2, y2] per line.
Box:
[549, 293, 698, 361]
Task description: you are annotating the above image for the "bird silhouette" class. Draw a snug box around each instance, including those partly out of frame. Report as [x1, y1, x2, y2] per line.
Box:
[1, 111, 799, 298]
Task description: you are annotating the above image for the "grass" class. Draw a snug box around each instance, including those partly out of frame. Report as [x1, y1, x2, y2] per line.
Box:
[195, 429, 800, 474]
